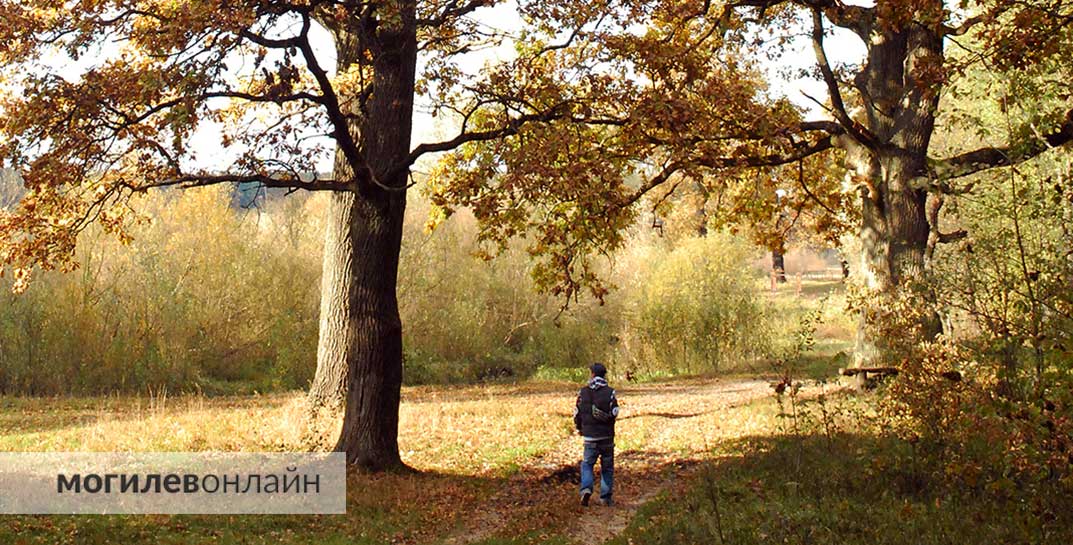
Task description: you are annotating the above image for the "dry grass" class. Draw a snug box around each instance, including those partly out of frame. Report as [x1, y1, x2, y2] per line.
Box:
[0, 378, 791, 545]
[0, 382, 580, 476]
[0, 379, 776, 473]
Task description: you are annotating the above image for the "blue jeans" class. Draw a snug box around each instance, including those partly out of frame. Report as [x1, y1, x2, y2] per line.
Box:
[580, 439, 614, 500]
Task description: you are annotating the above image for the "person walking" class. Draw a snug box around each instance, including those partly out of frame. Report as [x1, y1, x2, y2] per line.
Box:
[574, 362, 619, 507]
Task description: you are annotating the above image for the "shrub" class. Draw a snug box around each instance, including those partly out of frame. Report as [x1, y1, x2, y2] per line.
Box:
[0, 186, 786, 392]
[0, 187, 322, 394]
[625, 233, 773, 374]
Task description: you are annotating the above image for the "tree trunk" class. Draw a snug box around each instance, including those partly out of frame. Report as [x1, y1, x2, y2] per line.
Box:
[308, 5, 417, 471]
[853, 156, 934, 367]
[308, 189, 357, 408]
[330, 190, 406, 470]
[847, 16, 945, 368]
[772, 250, 787, 283]
[856, 158, 931, 292]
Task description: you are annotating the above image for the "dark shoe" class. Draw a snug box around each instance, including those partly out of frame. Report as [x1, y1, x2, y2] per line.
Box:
[601, 498, 614, 507]
[580, 490, 592, 506]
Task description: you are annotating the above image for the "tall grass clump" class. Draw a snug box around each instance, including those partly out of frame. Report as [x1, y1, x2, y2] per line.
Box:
[0, 187, 322, 395]
[0, 182, 792, 393]
[620, 232, 774, 375]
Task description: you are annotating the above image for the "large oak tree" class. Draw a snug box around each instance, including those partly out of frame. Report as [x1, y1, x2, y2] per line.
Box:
[3, 0, 1071, 469]
[0, 0, 610, 470]
[431, 0, 1073, 363]
[0, 0, 792, 470]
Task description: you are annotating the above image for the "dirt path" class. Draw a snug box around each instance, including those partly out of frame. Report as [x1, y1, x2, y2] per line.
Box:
[440, 378, 773, 545]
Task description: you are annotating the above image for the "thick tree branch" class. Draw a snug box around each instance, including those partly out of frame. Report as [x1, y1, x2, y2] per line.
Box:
[697, 133, 836, 170]
[938, 230, 968, 243]
[925, 193, 968, 265]
[798, 119, 843, 133]
[238, 29, 304, 49]
[622, 161, 685, 207]
[926, 109, 1073, 183]
[292, 12, 367, 184]
[942, 14, 986, 36]
[810, 8, 876, 149]
[130, 173, 349, 192]
[729, 0, 873, 38]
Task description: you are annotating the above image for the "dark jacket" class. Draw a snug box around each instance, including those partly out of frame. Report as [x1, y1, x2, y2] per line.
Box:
[574, 376, 619, 441]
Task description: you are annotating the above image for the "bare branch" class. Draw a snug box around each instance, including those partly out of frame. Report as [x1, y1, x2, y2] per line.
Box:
[418, 0, 495, 27]
[795, 157, 840, 218]
[622, 128, 840, 208]
[399, 102, 574, 171]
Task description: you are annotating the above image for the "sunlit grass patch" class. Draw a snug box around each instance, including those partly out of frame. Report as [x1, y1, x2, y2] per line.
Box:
[0, 377, 785, 545]
[0, 382, 583, 476]
[0, 393, 307, 452]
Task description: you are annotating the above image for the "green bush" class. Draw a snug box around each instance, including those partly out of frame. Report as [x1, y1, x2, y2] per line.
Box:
[626, 233, 773, 374]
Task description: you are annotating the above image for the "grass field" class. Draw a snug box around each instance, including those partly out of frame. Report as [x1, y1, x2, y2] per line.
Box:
[6, 377, 1064, 542]
[2, 298, 1062, 545]
[0, 378, 786, 545]
[7, 374, 1060, 545]
[0, 278, 867, 545]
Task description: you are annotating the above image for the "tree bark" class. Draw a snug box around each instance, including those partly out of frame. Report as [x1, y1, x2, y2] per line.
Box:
[308, 4, 417, 471]
[329, 189, 407, 470]
[772, 249, 787, 283]
[845, 13, 945, 367]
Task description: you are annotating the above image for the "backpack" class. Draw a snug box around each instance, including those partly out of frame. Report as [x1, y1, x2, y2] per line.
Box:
[591, 403, 615, 423]
[586, 387, 616, 423]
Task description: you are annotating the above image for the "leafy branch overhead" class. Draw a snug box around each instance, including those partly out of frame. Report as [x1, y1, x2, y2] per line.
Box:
[0, 0, 803, 297]
[0, 1, 551, 285]
[429, 0, 1073, 299]
[2, 0, 1072, 300]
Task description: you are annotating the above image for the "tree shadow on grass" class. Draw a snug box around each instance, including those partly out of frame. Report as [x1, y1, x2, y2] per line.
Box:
[0, 454, 706, 545]
[621, 411, 710, 420]
[611, 432, 1073, 545]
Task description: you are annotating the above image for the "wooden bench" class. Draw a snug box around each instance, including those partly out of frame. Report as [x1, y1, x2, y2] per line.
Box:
[840, 367, 962, 386]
